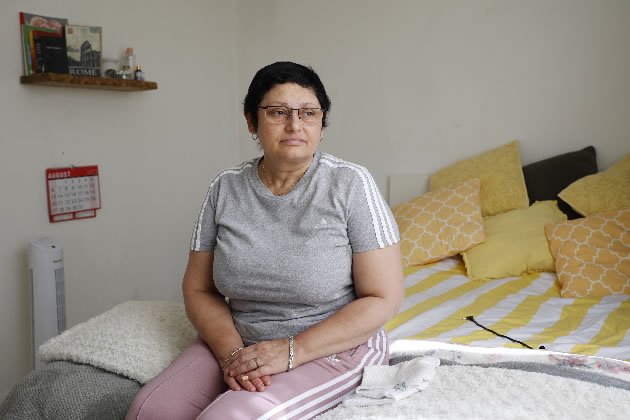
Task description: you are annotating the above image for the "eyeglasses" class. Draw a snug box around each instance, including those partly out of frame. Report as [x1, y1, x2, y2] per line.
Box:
[258, 106, 325, 125]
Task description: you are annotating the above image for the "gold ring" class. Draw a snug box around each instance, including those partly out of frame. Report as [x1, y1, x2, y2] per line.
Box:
[241, 375, 249, 381]
[254, 358, 260, 368]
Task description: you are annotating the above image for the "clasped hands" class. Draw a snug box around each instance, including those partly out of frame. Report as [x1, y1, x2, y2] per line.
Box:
[222, 338, 290, 392]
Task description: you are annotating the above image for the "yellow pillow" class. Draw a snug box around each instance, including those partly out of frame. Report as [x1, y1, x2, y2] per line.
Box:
[462, 200, 567, 281]
[430, 140, 529, 216]
[558, 153, 630, 217]
[392, 178, 486, 267]
[545, 208, 630, 297]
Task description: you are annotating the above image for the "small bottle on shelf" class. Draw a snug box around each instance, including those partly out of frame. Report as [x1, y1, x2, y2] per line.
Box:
[121, 48, 136, 80]
[134, 65, 145, 81]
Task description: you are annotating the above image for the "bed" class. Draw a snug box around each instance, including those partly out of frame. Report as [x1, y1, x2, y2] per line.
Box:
[383, 143, 630, 362]
[386, 255, 630, 359]
[2, 142, 629, 419]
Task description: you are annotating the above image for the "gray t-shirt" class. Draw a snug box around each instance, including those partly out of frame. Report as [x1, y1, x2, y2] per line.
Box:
[190, 152, 399, 345]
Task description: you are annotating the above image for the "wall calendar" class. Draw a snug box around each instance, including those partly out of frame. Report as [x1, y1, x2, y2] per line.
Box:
[46, 165, 101, 223]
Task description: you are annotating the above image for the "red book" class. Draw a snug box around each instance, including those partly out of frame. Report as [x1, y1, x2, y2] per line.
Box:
[19, 12, 67, 75]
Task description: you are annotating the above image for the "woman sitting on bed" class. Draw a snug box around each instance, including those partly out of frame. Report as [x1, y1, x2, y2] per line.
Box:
[126, 61, 404, 420]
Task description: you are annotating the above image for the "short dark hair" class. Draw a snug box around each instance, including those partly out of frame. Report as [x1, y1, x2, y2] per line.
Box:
[243, 62, 331, 130]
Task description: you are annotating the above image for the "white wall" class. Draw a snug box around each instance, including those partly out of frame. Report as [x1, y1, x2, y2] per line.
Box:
[236, 0, 629, 184]
[0, 0, 239, 396]
[2, 0, 629, 398]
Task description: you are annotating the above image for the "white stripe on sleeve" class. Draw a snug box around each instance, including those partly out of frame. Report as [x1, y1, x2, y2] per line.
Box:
[320, 155, 396, 248]
[191, 161, 252, 251]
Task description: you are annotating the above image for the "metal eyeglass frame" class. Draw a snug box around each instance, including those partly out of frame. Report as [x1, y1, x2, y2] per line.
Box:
[257, 105, 326, 122]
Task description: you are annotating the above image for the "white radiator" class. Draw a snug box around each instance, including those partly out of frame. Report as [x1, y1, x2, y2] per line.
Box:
[28, 237, 66, 370]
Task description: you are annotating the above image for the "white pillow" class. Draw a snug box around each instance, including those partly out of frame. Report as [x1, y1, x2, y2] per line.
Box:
[39, 300, 196, 384]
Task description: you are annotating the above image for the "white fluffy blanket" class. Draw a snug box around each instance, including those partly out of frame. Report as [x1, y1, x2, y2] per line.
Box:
[318, 364, 630, 419]
[318, 341, 630, 419]
[39, 300, 197, 384]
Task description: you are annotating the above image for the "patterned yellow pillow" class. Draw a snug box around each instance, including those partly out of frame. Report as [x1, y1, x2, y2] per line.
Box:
[430, 140, 529, 216]
[558, 153, 630, 216]
[545, 208, 630, 297]
[392, 178, 486, 267]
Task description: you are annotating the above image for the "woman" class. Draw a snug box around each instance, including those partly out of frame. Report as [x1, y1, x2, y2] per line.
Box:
[127, 62, 403, 420]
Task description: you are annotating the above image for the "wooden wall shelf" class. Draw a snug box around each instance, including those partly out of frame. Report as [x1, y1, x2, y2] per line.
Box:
[20, 73, 158, 91]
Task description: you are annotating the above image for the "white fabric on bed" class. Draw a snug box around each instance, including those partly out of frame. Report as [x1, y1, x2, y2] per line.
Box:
[342, 356, 440, 406]
[38, 300, 197, 384]
[318, 363, 630, 420]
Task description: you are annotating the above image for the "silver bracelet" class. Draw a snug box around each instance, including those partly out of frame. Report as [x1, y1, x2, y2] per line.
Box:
[288, 336, 294, 371]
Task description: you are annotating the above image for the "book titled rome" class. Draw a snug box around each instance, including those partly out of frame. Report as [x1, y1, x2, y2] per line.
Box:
[65, 25, 102, 77]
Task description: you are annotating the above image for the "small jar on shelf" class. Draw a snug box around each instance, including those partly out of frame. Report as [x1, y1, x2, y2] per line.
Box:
[134, 65, 145, 81]
[120, 47, 136, 80]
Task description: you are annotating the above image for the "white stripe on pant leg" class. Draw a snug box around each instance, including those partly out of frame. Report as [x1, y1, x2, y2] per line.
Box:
[366, 328, 387, 366]
[282, 364, 379, 420]
[374, 329, 387, 366]
[300, 338, 385, 420]
[292, 334, 384, 419]
[277, 332, 386, 420]
[288, 340, 383, 420]
[301, 391, 350, 420]
[256, 349, 375, 420]
[258, 332, 384, 420]
[381, 329, 389, 365]
[284, 376, 363, 420]
[300, 330, 389, 420]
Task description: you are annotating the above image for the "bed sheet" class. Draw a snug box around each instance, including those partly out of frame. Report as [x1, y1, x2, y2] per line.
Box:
[386, 256, 630, 361]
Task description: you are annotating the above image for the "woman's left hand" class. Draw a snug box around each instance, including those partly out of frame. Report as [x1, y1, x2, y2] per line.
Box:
[223, 338, 291, 390]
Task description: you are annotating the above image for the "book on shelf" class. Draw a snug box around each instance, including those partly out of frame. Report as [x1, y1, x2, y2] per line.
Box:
[65, 25, 102, 77]
[33, 31, 68, 74]
[19, 12, 68, 76]
[28, 30, 37, 73]
[23, 24, 60, 75]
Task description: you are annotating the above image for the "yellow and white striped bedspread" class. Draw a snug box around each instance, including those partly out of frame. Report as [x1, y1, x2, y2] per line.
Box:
[386, 257, 630, 361]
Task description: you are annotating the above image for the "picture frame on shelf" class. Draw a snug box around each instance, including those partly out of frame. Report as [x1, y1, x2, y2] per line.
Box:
[65, 25, 102, 77]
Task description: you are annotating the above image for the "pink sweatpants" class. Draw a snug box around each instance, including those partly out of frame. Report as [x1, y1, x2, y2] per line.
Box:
[126, 329, 389, 420]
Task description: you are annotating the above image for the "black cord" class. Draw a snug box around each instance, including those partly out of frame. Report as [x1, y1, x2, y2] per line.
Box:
[463, 315, 545, 350]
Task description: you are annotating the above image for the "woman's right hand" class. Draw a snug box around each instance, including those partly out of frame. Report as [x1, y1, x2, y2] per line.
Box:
[224, 370, 271, 392]
[223, 338, 293, 392]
